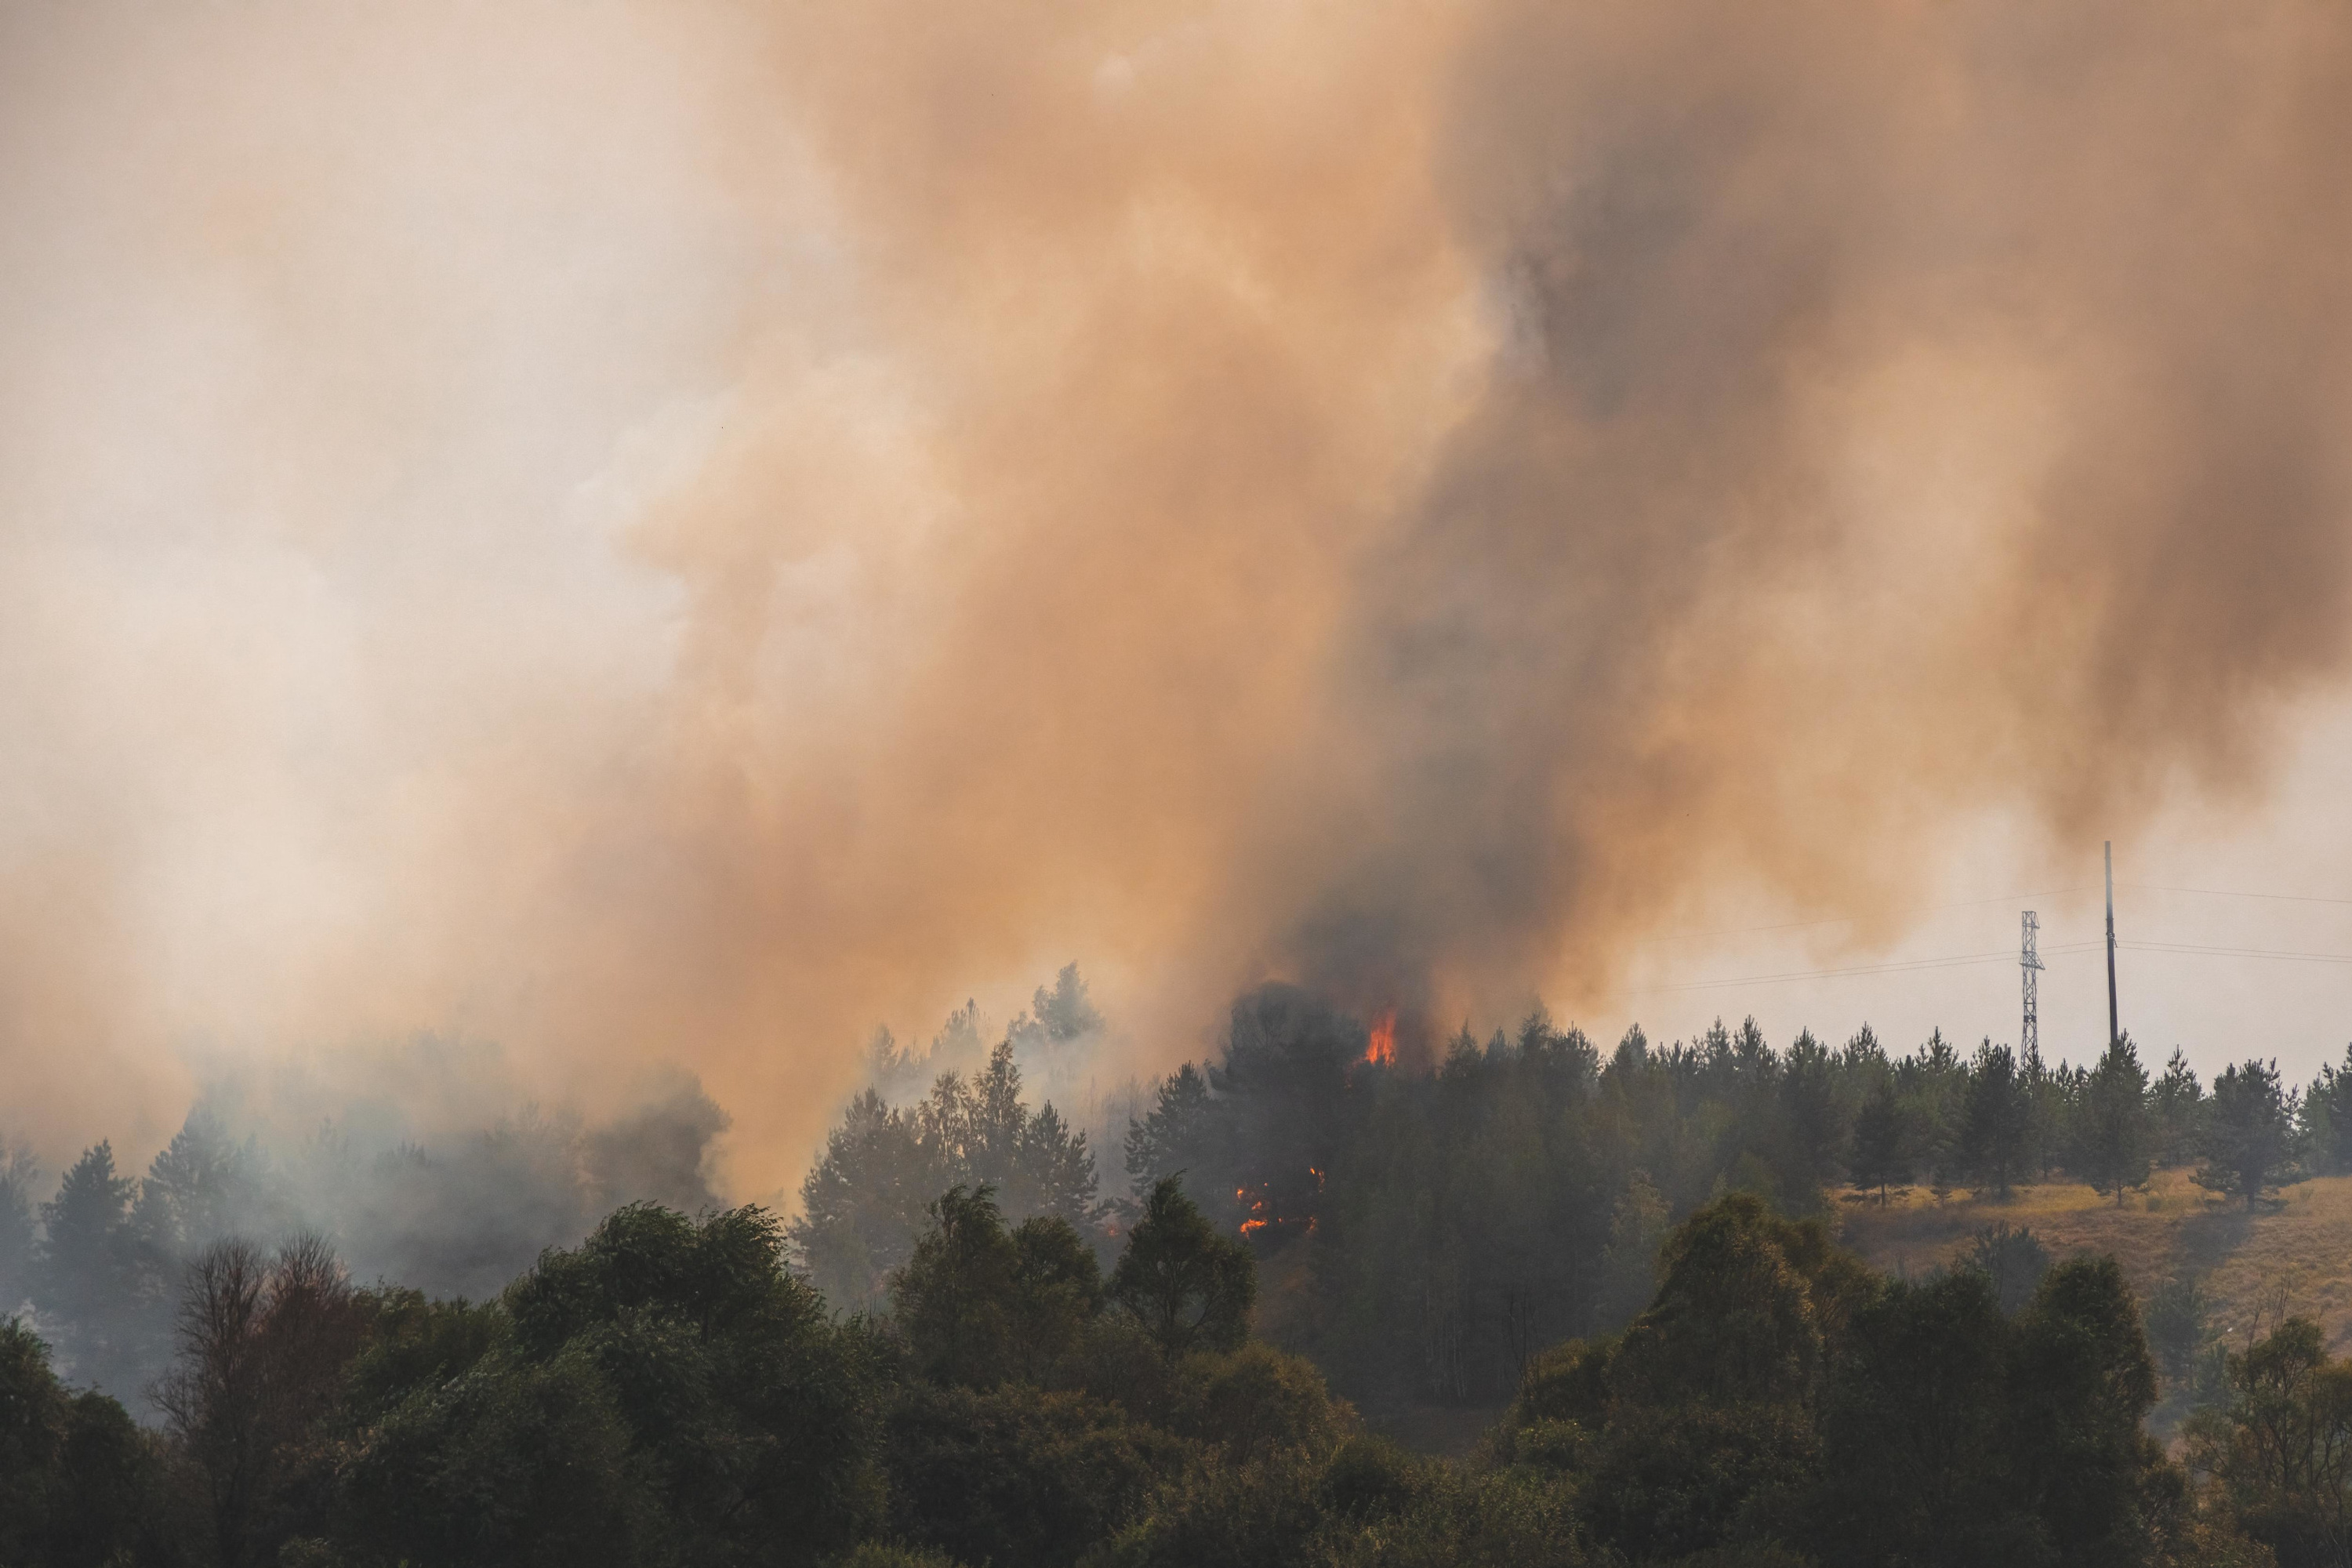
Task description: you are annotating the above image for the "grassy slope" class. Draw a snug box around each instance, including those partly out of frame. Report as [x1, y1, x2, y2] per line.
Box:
[1835, 1166, 2352, 1353]
[1266, 1168, 2352, 1454]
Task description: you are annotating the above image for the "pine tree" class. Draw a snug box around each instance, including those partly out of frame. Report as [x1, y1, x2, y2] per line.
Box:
[1030, 964, 1104, 1044]
[1961, 1042, 2032, 1199]
[1849, 1079, 1912, 1204]
[1779, 1029, 1842, 1200]
[34, 1142, 167, 1396]
[2304, 1043, 2352, 1175]
[2150, 1048, 2206, 1167]
[2075, 1033, 2152, 1207]
[1123, 1062, 1218, 1199]
[2195, 1058, 2301, 1210]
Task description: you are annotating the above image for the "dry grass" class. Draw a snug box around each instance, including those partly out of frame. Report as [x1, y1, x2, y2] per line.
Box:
[1835, 1167, 2352, 1351]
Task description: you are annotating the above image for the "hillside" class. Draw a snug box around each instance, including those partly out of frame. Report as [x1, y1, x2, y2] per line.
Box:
[1836, 1166, 2352, 1353]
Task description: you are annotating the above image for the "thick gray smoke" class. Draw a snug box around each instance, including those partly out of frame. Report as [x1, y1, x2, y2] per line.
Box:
[0, 1050, 728, 1405]
[1279, 0, 2352, 1051]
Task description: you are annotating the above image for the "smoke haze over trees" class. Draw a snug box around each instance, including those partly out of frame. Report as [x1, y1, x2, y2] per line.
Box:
[7, 962, 2352, 1563]
[0, 1065, 731, 1414]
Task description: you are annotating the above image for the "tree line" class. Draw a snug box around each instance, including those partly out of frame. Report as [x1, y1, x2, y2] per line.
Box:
[0, 1076, 730, 1412]
[800, 976, 2340, 1410]
[16, 1153, 2352, 1565]
[8, 968, 2352, 1566]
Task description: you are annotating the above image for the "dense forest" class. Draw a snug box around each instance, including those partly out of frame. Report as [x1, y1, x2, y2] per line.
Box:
[5, 969, 2352, 1566]
[800, 976, 2338, 1412]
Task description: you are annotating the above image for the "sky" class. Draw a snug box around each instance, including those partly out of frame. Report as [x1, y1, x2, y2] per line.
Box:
[2, 0, 2347, 1200]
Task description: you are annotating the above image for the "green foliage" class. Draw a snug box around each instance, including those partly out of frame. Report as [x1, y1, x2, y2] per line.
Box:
[1476, 1196, 2190, 1568]
[1962, 1042, 2033, 1197]
[2186, 1315, 2352, 1567]
[1848, 1076, 1913, 1203]
[1094, 1449, 1326, 1568]
[334, 1341, 654, 1568]
[796, 1036, 1105, 1312]
[336, 1203, 886, 1568]
[1321, 1464, 1593, 1568]
[2154, 1049, 2211, 1167]
[0, 1145, 38, 1316]
[1108, 1177, 1255, 1358]
[2009, 1258, 2162, 1567]
[831, 1546, 964, 1568]
[891, 1187, 1021, 1387]
[889, 1186, 1106, 1389]
[0, 1317, 178, 1568]
[2078, 1034, 2154, 1205]
[1169, 1340, 1348, 1463]
[2303, 1044, 2352, 1181]
[1817, 1268, 2029, 1567]
[2197, 1060, 2303, 1210]
[881, 1381, 1185, 1568]
[1962, 1222, 2052, 1315]
[2146, 1275, 2217, 1391]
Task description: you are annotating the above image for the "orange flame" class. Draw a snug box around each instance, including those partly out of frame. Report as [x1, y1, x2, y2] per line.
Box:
[1363, 1008, 1396, 1066]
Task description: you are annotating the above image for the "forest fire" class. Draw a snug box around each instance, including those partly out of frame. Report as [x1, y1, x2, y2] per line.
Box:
[1363, 1009, 1396, 1066]
[1236, 1185, 1269, 1236]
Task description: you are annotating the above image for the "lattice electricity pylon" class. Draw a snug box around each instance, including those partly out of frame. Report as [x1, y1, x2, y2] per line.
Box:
[2020, 910, 2044, 1058]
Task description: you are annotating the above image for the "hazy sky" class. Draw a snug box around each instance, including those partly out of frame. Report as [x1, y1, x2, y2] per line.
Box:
[2, 0, 2347, 1198]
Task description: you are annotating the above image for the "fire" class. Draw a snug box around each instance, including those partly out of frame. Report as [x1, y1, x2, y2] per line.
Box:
[1237, 1183, 1271, 1236]
[1363, 1008, 1396, 1066]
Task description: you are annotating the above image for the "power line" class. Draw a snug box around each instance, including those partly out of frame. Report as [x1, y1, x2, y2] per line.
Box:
[1628, 934, 2335, 995]
[2118, 939, 2352, 967]
[1632, 888, 2095, 948]
[2121, 882, 2352, 909]
[1632, 951, 2019, 994]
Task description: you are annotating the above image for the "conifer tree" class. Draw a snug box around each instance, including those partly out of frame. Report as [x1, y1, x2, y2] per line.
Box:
[2195, 1059, 2301, 1210]
[1849, 1079, 1912, 1205]
[2151, 1048, 2207, 1167]
[1961, 1043, 2032, 1199]
[0, 1146, 37, 1314]
[2077, 1033, 2153, 1207]
[2303, 1043, 2352, 1176]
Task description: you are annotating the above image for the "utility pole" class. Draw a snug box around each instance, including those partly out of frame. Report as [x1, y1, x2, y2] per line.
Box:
[2020, 909, 2042, 1059]
[2104, 840, 2120, 1051]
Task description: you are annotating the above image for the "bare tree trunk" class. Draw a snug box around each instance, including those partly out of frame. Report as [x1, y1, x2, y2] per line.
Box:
[156, 1232, 361, 1568]
[158, 1239, 267, 1568]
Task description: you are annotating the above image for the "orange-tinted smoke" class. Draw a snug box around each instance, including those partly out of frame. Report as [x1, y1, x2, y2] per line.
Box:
[2, 1, 2349, 1195]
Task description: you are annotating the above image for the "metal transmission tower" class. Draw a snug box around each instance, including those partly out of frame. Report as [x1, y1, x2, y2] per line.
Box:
[2020, 910, 2043, 1058]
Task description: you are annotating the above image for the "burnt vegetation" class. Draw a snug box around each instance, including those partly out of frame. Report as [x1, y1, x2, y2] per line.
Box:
[4, 974, 2351, 1566]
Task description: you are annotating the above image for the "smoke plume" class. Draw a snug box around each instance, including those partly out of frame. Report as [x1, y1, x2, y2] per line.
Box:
[2, 0, 2348, 1188]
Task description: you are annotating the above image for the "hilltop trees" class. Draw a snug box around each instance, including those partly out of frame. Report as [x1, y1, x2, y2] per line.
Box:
[2153, 1049, 2211, 1167]
[2077, 1034, 2154, 1206]
[1962, 1042, 2034, 1198]
[0, 1146, 36, 1315]
[1499, 1196, 2180, 1567]
[34, 1142, 160, 1396]
[0, 1059, 2303, 1568]
[1849, 1077, 1914, 1203]
[2197, 1059, 2303, 1210]
[2303, 1044, 2352, 1175]
[795, 1029, 1105, 1310]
